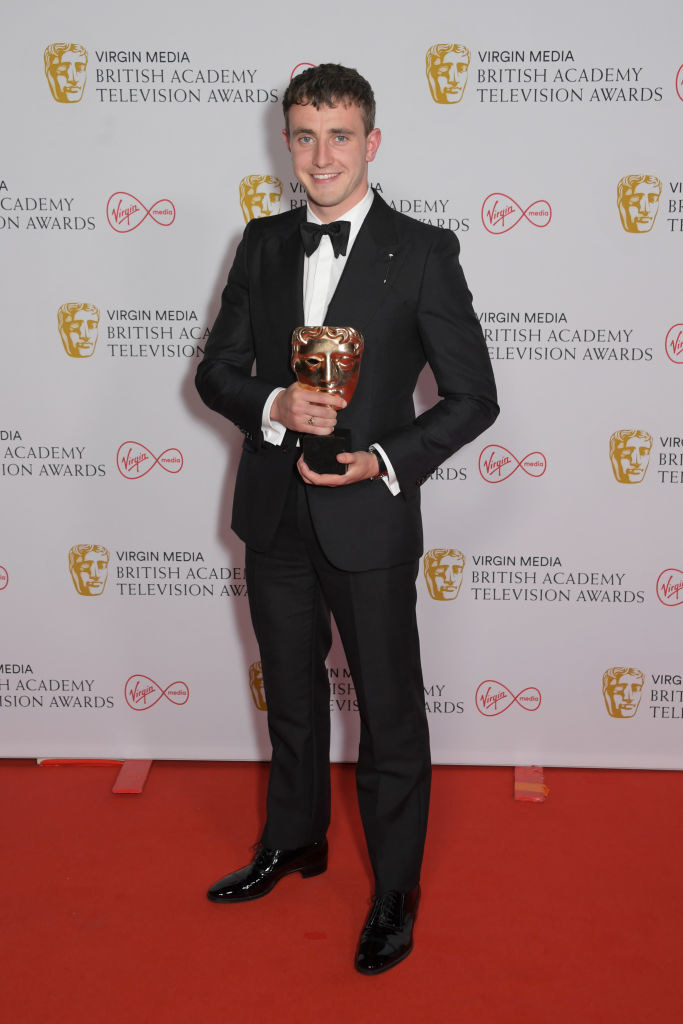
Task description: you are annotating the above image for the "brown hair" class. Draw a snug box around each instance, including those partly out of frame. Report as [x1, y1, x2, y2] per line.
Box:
[283, 63, 376, 134]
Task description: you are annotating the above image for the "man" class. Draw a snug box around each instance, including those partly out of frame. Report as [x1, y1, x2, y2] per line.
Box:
[425, 43, 470, 104]
[616, 173, 662, 233]
[58, 302, 100, 358]
[196, 63, 498, 974]
[44, 43, 88, 103]
[609, 429, 652, 484]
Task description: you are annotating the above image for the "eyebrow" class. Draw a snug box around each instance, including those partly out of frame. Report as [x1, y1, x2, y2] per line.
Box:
[291, 127, 357, 136]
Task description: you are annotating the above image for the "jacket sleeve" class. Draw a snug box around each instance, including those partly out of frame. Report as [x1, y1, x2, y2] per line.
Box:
[195, 222, 276, 440]
[377, 230, 499, 496]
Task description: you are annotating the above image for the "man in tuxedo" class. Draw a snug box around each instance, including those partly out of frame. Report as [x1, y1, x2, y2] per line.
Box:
[195, 63, 498, 974]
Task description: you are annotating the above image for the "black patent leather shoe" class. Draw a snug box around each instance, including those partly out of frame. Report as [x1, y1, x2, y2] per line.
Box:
[207, 839, 328, 903]
[354, 886, 420, 974]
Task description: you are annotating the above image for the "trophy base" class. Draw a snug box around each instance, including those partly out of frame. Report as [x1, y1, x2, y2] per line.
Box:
[302, 430, 351, 475]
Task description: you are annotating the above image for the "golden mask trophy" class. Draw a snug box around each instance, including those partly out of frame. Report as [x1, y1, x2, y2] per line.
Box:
[291, 326, 364, 474]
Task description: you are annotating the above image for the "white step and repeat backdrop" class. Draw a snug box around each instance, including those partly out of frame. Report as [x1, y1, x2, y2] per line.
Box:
[2, 0, 682, 767]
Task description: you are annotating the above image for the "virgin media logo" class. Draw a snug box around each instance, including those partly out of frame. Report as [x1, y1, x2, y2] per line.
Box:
[656, 569, 683, 607]
[479, 444, 547, 483]
[475, 680, 542, 717]
[0, 565, 8, 591]
[116, 442, 183, 479]
[481, 193, 551, 234]
[665, 324, 683, 364]
[290, 62, 316, 80]
[106, 192, 176, 233]
[124, 674, 189, 710]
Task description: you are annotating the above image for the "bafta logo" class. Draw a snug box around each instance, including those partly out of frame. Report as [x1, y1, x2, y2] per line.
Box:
[609, 429, 652, 484]
[249, 661, 267, 710]
[426, 44, 470, 104]
[44, 43, 88, 103]
[617, 174, 662, 233]
[602, 667, 645, 719]
[423, 549, 466, 601]
[69, 544, 109, 596]
[58, 302, 100, 358]
[239, 175, 283, 223]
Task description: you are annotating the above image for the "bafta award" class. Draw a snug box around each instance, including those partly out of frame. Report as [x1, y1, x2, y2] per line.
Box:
[291, 326, 365, 475]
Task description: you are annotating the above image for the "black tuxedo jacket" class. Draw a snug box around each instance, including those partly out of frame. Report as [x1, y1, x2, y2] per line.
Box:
[196, 193, 498, 572]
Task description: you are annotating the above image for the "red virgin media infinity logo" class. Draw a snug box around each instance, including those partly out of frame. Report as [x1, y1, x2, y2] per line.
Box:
[0, 565, 8, 590]
[124, 674, 189, 710]
[676, 64, 683, 102]
[106, 192, 176, 232]
[481, 193, 552, 234]
[665, 324, 683, 364]
[475, 680, 542, 716]
[290, 62, 316, 80]
[479, 444, 547, 483]
[657, 569, 683, 607]
[116, 442, 183, 479]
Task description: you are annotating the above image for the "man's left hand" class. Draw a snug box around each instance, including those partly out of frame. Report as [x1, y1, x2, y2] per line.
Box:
[297, 451, 379, 487]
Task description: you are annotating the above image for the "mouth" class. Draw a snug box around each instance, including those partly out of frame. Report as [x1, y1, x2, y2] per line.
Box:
[311, 173, 341, 182]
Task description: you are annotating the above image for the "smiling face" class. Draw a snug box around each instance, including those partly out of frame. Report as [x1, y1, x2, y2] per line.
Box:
[283, 101, 381, 222]
[291, 326, 364, 401]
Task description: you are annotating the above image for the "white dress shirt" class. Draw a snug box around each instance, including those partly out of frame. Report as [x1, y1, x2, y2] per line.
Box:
[261, 189, 399, 493]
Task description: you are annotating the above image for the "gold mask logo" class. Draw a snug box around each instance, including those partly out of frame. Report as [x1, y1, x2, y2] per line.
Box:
[239, 175, 283, 223]
[69, 544, 109, 596]
[424, 548, 466, 601]
[617, 174, 662, 233]
[249, 661, 267, 710]
[609, 429, 652, 484]
[602, 667, 645, 718]
[44, 43, 88, 103]
[426, 44, 470, 104]
[58, 302, 100, 358]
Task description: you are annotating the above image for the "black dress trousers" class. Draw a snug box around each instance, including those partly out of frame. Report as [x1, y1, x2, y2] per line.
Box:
[245, 470, 431, 893]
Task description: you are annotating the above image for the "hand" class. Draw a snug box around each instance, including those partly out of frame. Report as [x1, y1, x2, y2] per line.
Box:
[271, 383, 346, 435]
[297, 451, 380, 487]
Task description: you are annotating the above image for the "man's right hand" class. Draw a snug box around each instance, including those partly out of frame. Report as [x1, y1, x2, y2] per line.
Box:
[270, 383, 346, 435]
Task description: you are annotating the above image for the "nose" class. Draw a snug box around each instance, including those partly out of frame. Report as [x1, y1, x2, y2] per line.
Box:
[313, 137, 332, 168]
[77, 322, 88, 340]
[320, 354, 335, 383]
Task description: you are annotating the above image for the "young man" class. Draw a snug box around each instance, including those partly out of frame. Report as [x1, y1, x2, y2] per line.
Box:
[196, 63, 498, 974]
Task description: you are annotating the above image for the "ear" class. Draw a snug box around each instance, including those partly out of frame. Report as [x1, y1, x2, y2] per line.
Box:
[282, 128, 291, 152]
[365, 128, 381, 164]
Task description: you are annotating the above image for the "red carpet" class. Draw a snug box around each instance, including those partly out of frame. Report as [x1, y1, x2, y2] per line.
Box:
[1, 760, 680, 1023]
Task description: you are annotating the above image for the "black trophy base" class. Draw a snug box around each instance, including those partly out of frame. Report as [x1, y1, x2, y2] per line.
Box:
[302, 430, 351, 475]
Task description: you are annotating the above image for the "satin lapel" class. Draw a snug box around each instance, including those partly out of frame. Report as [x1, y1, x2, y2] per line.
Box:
[262, 209, 306, 334]
[324, 194, 400, 329]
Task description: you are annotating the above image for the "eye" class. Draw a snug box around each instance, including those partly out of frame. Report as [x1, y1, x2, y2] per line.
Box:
[304, 356, 323, 368]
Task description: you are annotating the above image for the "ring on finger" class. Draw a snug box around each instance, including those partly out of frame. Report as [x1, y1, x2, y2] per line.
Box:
[307, 415, 315, 426]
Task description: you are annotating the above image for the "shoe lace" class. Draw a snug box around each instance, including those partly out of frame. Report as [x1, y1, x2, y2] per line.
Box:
[369, 890, 403, 928]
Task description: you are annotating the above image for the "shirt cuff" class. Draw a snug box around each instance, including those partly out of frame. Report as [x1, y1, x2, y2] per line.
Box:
[371, 442, 401, 495]
[261, 387, 287, 445]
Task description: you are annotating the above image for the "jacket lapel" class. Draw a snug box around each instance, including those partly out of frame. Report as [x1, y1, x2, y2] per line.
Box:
[324, 193, 400, 329]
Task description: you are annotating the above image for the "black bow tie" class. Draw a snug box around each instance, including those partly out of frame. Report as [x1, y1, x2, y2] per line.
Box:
[300, 220, 351, 258]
